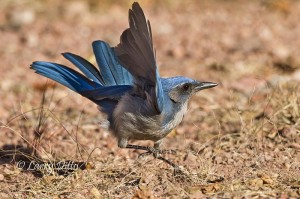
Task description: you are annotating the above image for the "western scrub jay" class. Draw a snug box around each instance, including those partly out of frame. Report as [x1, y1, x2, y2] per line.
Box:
[31, 2, 217, 168]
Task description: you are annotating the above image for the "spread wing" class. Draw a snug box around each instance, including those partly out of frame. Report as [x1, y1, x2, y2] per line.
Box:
[114, 2, 164, 114]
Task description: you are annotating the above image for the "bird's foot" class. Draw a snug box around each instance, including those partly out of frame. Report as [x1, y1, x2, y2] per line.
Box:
[125, 144, 180, 173]
[138, 147, 176, 158]
[138, 147, 181, 174]
[156, 156, 188, 176]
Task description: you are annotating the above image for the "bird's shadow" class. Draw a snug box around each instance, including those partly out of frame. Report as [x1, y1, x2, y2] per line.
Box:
[0, 144, 88, 177]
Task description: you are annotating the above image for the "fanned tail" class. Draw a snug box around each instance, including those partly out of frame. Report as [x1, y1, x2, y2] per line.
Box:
[30, 41, 133, 119]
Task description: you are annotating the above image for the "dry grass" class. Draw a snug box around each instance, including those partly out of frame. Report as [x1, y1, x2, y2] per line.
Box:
[0, 0, 300, 198]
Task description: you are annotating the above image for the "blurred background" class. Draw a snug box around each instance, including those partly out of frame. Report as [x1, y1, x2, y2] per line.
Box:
[1, 0, 300, 116]
[0, 0, 300, 197]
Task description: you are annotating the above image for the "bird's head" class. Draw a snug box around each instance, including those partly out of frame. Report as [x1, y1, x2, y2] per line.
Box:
[163, 76, 217, 104]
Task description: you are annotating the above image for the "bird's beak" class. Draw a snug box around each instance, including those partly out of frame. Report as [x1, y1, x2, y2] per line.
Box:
[194, 81, 218, 92]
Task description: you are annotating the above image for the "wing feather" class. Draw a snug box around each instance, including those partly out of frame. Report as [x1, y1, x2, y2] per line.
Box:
[114, 2, 164, 113]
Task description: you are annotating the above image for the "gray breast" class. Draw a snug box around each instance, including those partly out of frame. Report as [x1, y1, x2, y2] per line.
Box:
[112, 93, 188, 142]
[161, 102, 188, 134]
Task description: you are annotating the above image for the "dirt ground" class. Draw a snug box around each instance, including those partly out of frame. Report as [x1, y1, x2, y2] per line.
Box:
[0, 0, 299, 198]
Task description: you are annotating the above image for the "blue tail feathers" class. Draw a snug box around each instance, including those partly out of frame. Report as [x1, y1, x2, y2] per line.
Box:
[30, 40, 133, 117]
[31, 61, 98, 92]
[92, 40, 133, 86]
[62, 52, 104, 85]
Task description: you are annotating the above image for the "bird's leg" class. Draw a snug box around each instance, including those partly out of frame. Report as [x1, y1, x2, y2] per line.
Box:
[125, 143, 179, 170]
[118, 138, 178, 169]
[125, 144, 160, 155]
[130, 140, 175, 158]
[154, 140, 176, 155]
[156, 156, 181, 174]
[153, 142, 181, 174]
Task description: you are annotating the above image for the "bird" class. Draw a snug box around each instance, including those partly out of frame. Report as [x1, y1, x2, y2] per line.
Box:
[30, 2, 217, 168]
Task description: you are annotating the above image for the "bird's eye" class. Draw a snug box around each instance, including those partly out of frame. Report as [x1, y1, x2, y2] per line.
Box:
[183, 84, 190, 90]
